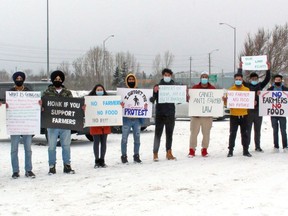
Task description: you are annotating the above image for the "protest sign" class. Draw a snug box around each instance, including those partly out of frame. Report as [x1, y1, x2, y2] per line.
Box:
[227, 91, 255, 109]
[241, 55, 268, 70]
[6, 91, 41, 135]
[0, 104, 8, 138]
[259, 91, 288, 116]
[117, 88, 153, 118]
[41, 96, 84, 131]
[158, 85, 186, 104]
[84, 95, 123, 127]
[188, 89, 224, 117]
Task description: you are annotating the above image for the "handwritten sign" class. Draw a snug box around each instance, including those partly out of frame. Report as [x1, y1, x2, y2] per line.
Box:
[84, 95, 123, 127]
[259, 91, 288, 116]
[6, 91, 41, 135]
[188, 89, 224, 117]
[227, 91, 255, 109]
[159, 85, 186, 104]
[41, 96, 84, 131]
[117, 88, 153, 118]
[241, 55, 268, 70]
[0, 104, 8, 138]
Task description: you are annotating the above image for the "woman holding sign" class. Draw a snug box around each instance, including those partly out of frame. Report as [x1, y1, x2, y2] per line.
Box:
[88, 84, 111, 168]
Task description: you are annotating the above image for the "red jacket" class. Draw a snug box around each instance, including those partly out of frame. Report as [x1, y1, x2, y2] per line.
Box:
[192, 82, 216, 89]
[90, 126, 111, 135]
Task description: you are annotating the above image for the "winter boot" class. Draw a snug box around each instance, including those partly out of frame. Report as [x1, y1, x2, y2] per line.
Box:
[188, 148, 195, 158]
[63, 164, 75, 174]
[12, 172, 20, 179]
[153, 152, 159, 162]
[94, 159, 100, 168]
[201, 148, 208, 157]
[25, 171, 36, 178]
[99, 159, 107, 168]
[133, 154, 142, 163]
[121, 155, 128, 164]
[48, 165, 56, 175]
[166, 149, 176, 160]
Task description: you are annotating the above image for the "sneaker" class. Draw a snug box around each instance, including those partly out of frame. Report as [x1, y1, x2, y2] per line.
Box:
[201, 148, 208, 157]
[153, 152, 159, 162]
[25, 171, 36, 178]
[273, 148, 280, 153]
[188, 148, 195, 158]
[255, 148, 264, 152]
[227, 151, 233, 157]
[121, 155, 128, 164]
[99, 159, 107, 168]
[133, 154, 142, 163]
[63, 164, 75, 174]
[48, 165, 56, 175]
[12, 172, 20, 179]
[94, 159, 100, 168]
[243, 151, 252, 157]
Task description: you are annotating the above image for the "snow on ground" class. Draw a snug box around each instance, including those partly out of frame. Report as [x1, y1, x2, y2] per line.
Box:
[0, 117, 288, 216]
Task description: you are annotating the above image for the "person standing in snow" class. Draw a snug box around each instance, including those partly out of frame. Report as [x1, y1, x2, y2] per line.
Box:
[188, 71, 216, 158]
[150, 68, 177, 161]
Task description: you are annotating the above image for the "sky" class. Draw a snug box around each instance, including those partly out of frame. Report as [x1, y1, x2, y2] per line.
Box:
[0, 0, 287, 76]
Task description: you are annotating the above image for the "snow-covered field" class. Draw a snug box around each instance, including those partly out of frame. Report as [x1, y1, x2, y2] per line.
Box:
[0, 117, 288, 216]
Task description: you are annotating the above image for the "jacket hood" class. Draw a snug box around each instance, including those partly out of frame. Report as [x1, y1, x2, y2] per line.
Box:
[125, 73, 138, 88]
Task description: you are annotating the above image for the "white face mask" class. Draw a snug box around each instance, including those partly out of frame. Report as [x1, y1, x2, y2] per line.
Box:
[163, 76, 171, 83]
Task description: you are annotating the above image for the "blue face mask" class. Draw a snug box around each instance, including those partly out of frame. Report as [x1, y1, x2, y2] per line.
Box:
[201, 78, 208, 85]
[251, 80, 258, 85]
[163, 76, 171, 83]
[96, 91, 104, 96]
[235, 80, 242, 86]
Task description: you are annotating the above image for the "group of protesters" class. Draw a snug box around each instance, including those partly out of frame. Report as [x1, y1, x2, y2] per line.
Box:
[0, 62, 286, 179]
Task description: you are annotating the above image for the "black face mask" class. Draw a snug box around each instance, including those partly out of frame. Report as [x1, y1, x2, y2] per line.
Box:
[53, 81, 62, 88]
[275, 82, 282, 87]
[127, 82, 135, 88]
[15, 80, 24, 87]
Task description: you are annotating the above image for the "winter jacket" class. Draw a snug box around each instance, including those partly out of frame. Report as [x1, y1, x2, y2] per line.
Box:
[90, 126, 111, 135]
[43, 85, 73, 98]
[228, 84, 250, 116]
[9, 86, 31, 91]
[150, 79, 176, 117]
[192, 82, 216, 89]
[267, 85, 288, 91]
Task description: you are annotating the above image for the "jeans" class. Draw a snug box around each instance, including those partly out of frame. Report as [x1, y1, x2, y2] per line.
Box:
[10, 135, 33, 173]
[271, 117, 287, 149]
[153, 115, 175, 153]
[93, 134, 108, 160]
[121, 118, 141, 156]
[247, 109, 263, 149]
[47, 128, 71, 166]
[228, 115, 249, 152]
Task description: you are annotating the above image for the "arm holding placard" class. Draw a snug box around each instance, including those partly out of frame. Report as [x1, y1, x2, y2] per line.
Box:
[260, 62, 271, 89]
[149, 84, 159, 103]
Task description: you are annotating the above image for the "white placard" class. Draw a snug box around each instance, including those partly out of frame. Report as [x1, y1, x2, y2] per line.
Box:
[158, 85, 186, 104]
[259, 91, 288, 116]
[0, 104, 7, 138]
[227, 91, 255, 109]
[241, 55, 268, 70]
[117, 88, 153, 118]
[6, 91, 41, 135]
[84, 95, 123, 127]
[188, 89, 224, 117]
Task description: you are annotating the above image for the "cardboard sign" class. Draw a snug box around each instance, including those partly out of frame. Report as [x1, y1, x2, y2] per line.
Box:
[6, 91, 41, 135]
[227, 91, 255, 109]
[241, 55, 268, 70]
[158, 85, 186, 104]
[188, 89, 224, 117]
[117, 88, 153, 118]
[84, 95, 123, 127]
[41, 96, 84, 131]
[0, 104, 8, 138]
[259, 91, 288, 116]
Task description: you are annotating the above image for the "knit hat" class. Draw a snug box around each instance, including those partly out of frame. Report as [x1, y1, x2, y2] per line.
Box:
[201, 71, 209, 76]
[50, 70, 65, 82]
[12, 71, 26, 81]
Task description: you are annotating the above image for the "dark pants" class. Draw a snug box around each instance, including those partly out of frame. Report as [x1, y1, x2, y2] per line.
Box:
[93, 134, 108, 160]
[247, 109, 263, 149]
[153, 115, 175, 153]
[228, 115, 249, 152]
[271, 117, 287, 149]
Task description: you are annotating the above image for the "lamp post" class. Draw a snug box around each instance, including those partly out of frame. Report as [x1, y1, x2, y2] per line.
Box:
[208, 49, 219, 75]
[47, 0, 50, 80]
[219, 22, 236, 74]
[103, 35, 114, 88]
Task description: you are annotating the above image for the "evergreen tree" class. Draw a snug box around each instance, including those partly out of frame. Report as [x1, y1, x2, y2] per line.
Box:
[112, 66, 122, 89]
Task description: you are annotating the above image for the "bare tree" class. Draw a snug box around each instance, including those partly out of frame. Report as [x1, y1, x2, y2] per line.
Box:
[163, 50, 174, 68]
[152, 50, 174, 80]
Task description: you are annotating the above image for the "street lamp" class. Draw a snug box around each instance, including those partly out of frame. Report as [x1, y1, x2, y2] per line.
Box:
[219, 22, 236, 74]
[208, 49, 219, 75]
[103, 35, 114, 88]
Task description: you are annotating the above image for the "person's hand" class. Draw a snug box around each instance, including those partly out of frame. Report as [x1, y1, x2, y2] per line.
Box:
[120, 102, 125, 108]
[222, 95, 227, 102]
[153, 85, 159, 93]
[239, 61, 243, 69]
[257, 90, 261, 96]
[267, 61, 271, 70]
[82, 104, 86, 111]
[38, 100, 42, 106]
[6, 103, 9, 109]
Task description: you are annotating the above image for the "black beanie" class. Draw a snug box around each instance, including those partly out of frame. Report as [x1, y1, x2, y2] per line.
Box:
[12, 71, 26, 82]
[50, 70, 65, 82]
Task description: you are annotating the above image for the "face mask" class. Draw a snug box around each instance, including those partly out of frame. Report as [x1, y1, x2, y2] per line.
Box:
[201, 78, 208, 85]
[235, 80, 242, 86]
[127, 82, 135, 88]
[163, 77, 171, 83]
[96, 91, 104, 96]
[53, 81, 62, 88]
[251, 80, 258, 85]
[15, 80, 24, 87]
[275, 82, 282, 87]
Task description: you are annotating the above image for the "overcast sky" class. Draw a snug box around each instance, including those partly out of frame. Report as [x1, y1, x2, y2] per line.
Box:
[0, 0, 287, 75]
